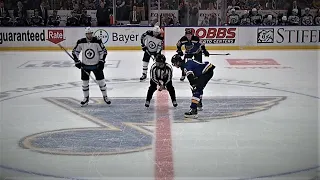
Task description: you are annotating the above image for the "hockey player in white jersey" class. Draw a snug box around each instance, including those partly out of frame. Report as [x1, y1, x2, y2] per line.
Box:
[72, 27, 111, 106]
[139, 25, 164, 81]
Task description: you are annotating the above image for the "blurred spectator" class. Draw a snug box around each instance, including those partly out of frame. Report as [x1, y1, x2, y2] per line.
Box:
[178, 1, 187, 25]
[13, 1, 27, 20]
[48, 10, 61, 26]
[0, 9, 12, 26]
[189, 2, 199, 25]
[30, 9, 44, 26]
[314, 9, 319, 25]
[79, 10, 92, 26]
[240, 10, 251, 25]
[287, 0, 301, 16]
[134, 0, 145, 20]
[249, 8, 262, 25]
[96, 0, 110, 26]
[278, 15, 288, 25]
[228, 8, 240, 25]
[262, 14, 276, 25]
[66, 10, 80, 26]
[301, 7, 313, 25]
[83, 0, 95, 10]
[0, 1, 9, 17]
[116, 0, 127, 20]
[14, 11, 28, 26]
[288, 8, 300, 25]
[38, 0, 48, 25]
[129, 5, 141, 24]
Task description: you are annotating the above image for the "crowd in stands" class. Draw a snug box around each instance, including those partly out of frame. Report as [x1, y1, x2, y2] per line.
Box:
[0, 0, 319, 26]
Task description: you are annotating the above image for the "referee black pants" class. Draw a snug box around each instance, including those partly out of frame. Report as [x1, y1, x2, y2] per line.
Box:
[146, 80, 176, 102]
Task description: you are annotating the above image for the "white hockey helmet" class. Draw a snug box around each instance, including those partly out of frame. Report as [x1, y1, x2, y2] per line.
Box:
[267, 14, 272, 20]
[153, 25, 161, 34]
[85, 27, 93, 34]
[85, 27, 93, 40]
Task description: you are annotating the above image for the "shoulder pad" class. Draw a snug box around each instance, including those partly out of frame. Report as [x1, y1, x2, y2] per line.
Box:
[91, 37, 102, 43]
[77, 38, 87, 44]
[180, 36, 187, 41]
[192, 36, 200, 41]
[146, 30, 153, 35]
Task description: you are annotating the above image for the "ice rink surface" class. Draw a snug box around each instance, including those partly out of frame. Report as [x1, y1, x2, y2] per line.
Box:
[0, 50, 319, 180]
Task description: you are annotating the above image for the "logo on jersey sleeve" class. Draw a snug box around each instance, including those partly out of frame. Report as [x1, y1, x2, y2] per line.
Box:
[85, 49, 95, 59]
[19, 96, 285, 155]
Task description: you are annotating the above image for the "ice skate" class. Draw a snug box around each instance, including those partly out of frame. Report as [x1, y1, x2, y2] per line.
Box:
[197, 101, 203, 111]
[184, 108, 198, 118]
[172, 101, 178, 107]
[81, 97, 89, 107]
[180, 75, 185, 81]
[145, 101, 150, 107]
[140, 73, 147, 81]
[103, 96, 111, 104]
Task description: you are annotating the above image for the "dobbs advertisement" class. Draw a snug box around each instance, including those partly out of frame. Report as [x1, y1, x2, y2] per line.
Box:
[257, 26, 320, 45]
[165, 27, 239, 46]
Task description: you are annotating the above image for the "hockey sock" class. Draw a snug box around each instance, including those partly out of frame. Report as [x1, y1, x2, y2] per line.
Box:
[190, 91, 201, 109]
[82, 80, 89, 97]
[143, 61, 149, 74]
[97, 79, 107, 96]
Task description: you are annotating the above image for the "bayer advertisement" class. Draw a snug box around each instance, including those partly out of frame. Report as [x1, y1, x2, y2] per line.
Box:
[93, 27, 150, 46]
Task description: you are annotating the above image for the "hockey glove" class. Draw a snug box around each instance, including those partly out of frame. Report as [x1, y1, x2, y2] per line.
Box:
[203, 50, 210, 57]
[75, 61, 82, 69]
[177, 50, 184, 56]
[97, 60, 105, 70]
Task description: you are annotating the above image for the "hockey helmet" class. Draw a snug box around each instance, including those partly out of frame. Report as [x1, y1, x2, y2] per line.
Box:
[85, 27, 93, 40]
[171, 54, 183, 67]
[155, 54, 166, 68]
[153, 25, 161, 35]
[185, 28, 192, 35]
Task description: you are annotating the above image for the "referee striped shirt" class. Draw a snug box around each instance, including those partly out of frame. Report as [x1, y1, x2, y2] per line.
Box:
[150, 63, 173, 85]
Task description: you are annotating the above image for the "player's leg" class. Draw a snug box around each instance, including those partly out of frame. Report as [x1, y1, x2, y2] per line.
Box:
[140, 51, 151, 81]
[93, 69, 111, 104]
[196, 69, 214, 111]
[166, 80, 177, 107]
[145, 80, 157, 107]
[80, 69, 90, 106]
[184, 89, 201, 118]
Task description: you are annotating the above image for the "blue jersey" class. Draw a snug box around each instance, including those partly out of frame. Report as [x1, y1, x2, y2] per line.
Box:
[184, 59, 214, 78]
[177, 35, 204, 54]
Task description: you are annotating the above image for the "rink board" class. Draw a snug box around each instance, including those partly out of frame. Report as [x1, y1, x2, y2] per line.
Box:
[0, 26, 319, 51]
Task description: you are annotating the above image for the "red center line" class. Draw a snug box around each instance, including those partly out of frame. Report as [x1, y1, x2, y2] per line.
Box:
[155, 90, 174, 180]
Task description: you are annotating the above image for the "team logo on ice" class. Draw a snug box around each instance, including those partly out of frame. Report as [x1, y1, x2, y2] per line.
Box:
[84, 49, 95, 59]
[20, 96, 286, 155]
[257, 28, 274, 43]
[94, 29, 109, 44]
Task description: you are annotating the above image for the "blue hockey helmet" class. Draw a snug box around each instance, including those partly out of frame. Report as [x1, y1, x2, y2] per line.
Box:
[171, 54, 183, 67]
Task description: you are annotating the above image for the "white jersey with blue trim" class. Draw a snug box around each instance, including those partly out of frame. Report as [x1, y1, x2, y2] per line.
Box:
[72, 37, 108, 65]
[143, 35, 163, 53]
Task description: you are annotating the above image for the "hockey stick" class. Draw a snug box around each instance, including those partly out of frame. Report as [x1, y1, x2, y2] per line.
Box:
[57, 43, 99, 85]
[145, 50, 155, 61]
[209, 53, 230, 56]
[185, 52, 230, 56]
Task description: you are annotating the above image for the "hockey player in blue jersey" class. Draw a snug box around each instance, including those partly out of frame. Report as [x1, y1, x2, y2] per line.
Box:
[171, 54, 215, 118]
[176, 28, 210, 81]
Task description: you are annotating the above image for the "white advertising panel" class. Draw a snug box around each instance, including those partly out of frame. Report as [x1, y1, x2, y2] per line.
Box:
[256, 26, 320, 46]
